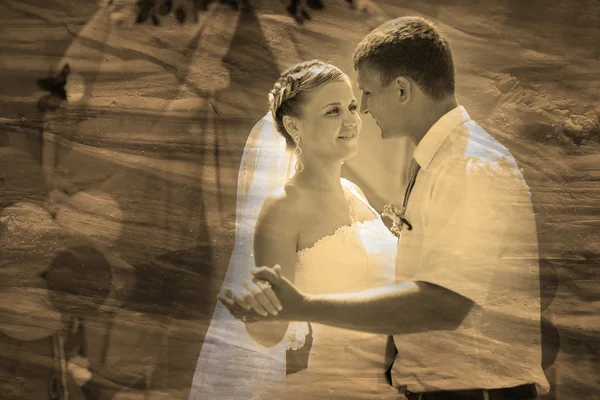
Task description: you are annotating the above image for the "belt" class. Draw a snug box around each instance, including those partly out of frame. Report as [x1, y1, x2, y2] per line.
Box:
[404, 383, 538, 400]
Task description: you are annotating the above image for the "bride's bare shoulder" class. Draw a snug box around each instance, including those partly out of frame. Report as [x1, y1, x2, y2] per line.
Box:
[258, 185, 305, 227]
[341, 178, 368, 199]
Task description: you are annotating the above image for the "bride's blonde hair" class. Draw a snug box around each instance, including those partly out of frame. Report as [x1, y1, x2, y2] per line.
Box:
[268, 60, 347, 149]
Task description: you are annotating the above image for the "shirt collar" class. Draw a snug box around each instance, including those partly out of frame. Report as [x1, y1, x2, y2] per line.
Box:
[413, 105, 471, 170]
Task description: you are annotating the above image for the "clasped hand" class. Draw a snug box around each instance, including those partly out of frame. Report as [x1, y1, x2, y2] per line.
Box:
[218, 265, 305, 323]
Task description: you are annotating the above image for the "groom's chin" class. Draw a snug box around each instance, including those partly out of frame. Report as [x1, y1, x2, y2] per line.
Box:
[380, 130, 393, 140]
[377, 125, 390, 140]
[380, 129, 401, 140]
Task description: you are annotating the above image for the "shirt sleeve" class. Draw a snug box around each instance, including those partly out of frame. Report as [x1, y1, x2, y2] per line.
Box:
[414, 156, 537, 306]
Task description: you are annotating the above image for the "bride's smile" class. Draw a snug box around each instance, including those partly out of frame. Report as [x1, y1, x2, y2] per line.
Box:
[284, 79, 362, 162]
[336, 131, 357, 140]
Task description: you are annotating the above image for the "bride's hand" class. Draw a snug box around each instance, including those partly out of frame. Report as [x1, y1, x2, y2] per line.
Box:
[237, 279, 281, 317]
[251, 265, 308, 320]
[218, 279, 282, 318]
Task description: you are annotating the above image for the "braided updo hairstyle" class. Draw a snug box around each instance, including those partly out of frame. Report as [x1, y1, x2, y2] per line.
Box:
[268, 60, 348, 149]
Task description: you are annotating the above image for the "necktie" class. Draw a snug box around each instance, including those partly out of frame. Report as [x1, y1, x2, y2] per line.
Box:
[399, 157, 420, 231]
[384, 158, 421, 383]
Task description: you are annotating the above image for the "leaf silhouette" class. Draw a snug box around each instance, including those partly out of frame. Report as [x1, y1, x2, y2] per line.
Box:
[197, 0, 209, 11]
[175, 6, 187, 24]
[136, 9, 151, 24]
[36, 63, 70, 100]
[157, 0, 173, 15]
[135, 0, 155, 24]
[42, 246, 113, 316]
[37, 77, 56, 92]
[226, 0, 239, 11]
[308, 0, 325, 9]
[208, 100, 220, 116]
[37, 94, 64, 112]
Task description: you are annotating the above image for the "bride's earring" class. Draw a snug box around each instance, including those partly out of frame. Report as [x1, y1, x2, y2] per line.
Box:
[294, 135, 304, 173]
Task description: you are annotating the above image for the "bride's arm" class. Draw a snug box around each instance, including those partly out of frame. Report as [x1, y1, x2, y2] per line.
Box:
[244, 191, 300, 347]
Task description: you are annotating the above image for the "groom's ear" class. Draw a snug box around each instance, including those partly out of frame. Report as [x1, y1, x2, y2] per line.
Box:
[393, 76, 411, 105]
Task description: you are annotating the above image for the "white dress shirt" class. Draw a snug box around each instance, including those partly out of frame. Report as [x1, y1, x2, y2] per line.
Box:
[392, 106, 550, 394]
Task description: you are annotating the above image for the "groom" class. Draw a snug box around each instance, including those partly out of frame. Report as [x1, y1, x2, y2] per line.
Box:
[221, 16, 549, 400]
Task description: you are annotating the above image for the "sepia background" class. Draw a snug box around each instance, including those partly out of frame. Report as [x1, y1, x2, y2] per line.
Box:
[0, 0, 598, 399]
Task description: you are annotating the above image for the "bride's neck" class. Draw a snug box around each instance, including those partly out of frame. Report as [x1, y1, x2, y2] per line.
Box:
[292, 158, 344, 194]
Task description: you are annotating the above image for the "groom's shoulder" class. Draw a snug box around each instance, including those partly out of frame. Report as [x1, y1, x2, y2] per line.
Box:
[441, 121, 517, 167]
[429, 121, 522, 183]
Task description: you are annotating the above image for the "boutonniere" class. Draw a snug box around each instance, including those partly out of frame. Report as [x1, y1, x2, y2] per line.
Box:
[382, 203, 412, 237]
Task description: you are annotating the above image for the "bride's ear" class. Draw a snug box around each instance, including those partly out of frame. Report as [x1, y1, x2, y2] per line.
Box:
[283, 115, 300, 136]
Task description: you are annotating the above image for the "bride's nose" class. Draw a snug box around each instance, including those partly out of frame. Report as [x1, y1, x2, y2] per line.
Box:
[343, 113, 360, 128]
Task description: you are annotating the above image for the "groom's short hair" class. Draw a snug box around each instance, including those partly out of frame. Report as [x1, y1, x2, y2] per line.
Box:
[353, 16, 455, 100]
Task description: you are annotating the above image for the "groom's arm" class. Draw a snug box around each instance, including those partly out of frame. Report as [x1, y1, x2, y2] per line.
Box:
[250, 158, 526, 335]
[298, 281, 475, 334]
[247, 266, 475, 335]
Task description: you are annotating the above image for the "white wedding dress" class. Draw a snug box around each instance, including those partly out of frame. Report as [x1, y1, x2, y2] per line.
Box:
[189, 114, 399, 400]
[271, 178, 399, 399]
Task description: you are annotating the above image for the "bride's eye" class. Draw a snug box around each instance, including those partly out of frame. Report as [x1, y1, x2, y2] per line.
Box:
[349, 104, 358, 112]
[326, 108, 339, 115]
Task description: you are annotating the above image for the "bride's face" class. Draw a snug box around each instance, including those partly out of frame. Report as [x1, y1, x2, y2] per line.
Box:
[287, 78, 362, 162]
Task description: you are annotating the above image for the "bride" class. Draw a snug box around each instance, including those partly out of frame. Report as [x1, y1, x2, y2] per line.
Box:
[189, 60, 399, 399]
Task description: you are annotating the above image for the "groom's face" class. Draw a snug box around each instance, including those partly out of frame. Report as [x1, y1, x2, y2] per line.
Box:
[357, 65, 404, 140]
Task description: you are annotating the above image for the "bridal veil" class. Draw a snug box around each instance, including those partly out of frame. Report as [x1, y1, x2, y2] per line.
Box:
[188, 112, 297, 399]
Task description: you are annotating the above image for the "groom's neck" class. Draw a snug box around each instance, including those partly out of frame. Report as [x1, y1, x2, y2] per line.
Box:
[409, 96, 459, 147]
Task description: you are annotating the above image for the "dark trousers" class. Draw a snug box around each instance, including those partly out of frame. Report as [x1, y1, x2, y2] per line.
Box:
[404, 383, 539, 400]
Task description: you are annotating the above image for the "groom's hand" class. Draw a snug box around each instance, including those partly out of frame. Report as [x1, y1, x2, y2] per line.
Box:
[217, 290, 262, 322]
[251, 265, 308, 320]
